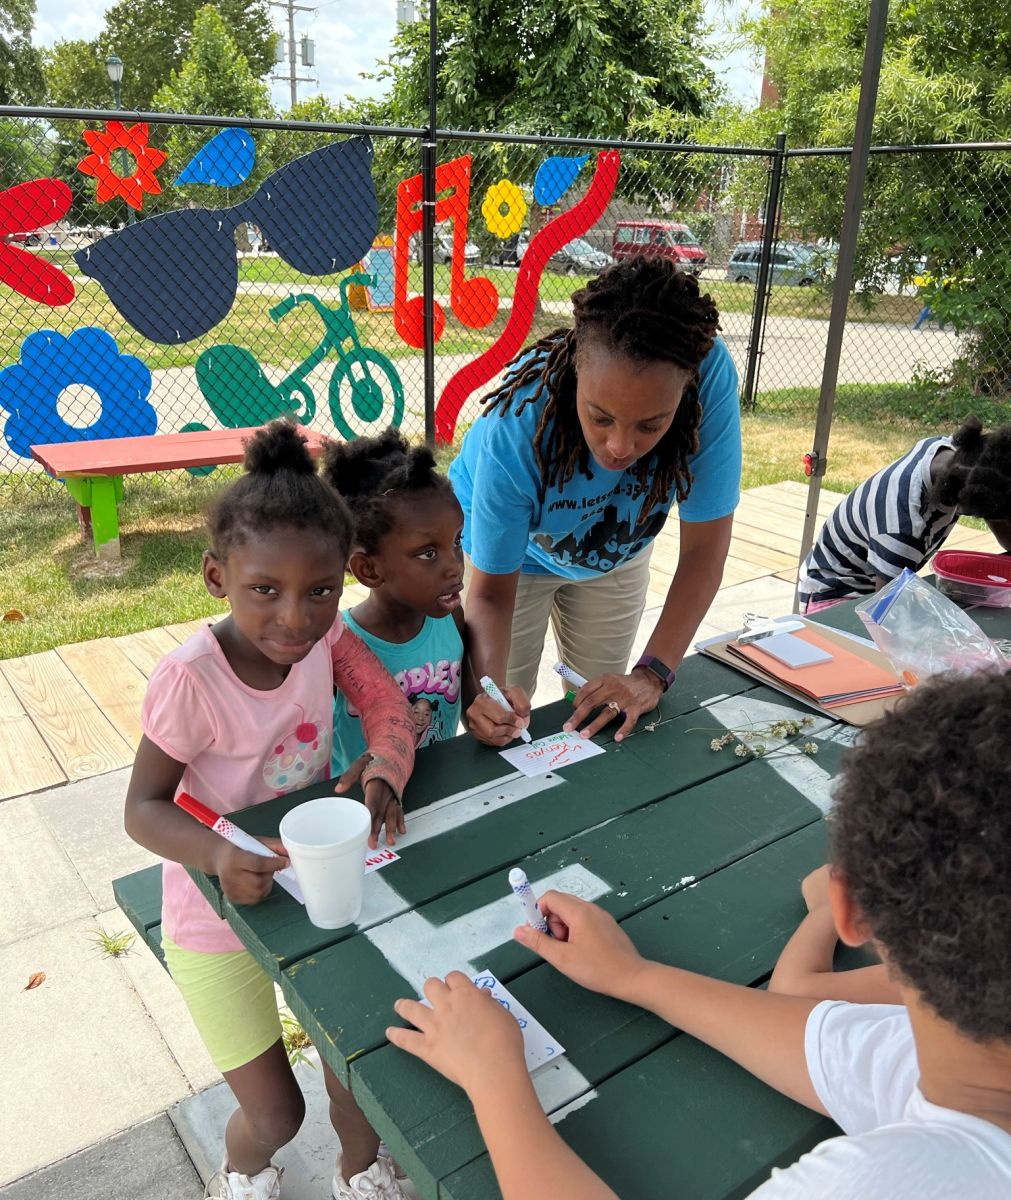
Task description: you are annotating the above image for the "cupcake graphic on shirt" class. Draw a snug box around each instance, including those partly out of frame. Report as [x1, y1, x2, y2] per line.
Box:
[262, 706, 332, 794]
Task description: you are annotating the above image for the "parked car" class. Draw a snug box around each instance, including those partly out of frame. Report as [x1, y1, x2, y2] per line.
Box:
[611, 220, 707, 274]
[726, 240, 824, 287]
[546, 237, 613, 275]
[2, 230, 42, 246]
[489, 230, 529, 266]
[410, 224, 481, 266]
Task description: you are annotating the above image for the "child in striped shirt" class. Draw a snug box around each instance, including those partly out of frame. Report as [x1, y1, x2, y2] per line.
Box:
[798, 417, 1011, 611]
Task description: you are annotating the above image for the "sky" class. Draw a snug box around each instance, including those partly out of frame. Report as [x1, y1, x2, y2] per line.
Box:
[31, 0, 763, 114]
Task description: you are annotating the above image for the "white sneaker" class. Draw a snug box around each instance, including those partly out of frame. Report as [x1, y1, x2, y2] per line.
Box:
[332, 1153, 409, 1199]
[377, 1142, 409, 1181]
[204, 1160, 283, 1200]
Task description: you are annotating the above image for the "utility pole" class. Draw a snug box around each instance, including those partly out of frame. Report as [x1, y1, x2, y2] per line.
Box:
[269, 0, 317, 107]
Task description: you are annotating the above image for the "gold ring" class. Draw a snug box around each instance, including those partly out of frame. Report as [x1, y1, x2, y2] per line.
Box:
[607, 700, 621, 712]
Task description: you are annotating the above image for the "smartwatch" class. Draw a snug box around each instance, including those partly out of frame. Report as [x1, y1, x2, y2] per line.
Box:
[635, 654, 677, 693]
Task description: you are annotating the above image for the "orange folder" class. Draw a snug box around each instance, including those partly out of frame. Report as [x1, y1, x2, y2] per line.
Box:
[727, 626, 904, 708]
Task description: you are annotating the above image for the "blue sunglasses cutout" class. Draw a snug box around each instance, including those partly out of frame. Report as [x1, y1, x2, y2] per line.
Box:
[75, 136, 377, 345]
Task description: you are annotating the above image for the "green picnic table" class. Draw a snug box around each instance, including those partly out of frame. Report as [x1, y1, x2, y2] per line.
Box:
[178, 597, 1011, 1199]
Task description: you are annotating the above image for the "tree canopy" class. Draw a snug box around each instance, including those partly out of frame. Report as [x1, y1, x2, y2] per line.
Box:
[0, 0, 43, 104]
[43, 0, 276, 113]
[729, 0, 1011, 395]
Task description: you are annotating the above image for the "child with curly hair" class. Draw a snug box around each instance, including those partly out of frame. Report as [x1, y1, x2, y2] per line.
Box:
[321, 428, 486, 772]
[125, 422, 418, 1200]
[799, 417, 1011, 612]
[388, 669, 1011, 1198]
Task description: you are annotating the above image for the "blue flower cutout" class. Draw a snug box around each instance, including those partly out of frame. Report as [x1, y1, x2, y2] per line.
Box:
[0, 327, 155, 460]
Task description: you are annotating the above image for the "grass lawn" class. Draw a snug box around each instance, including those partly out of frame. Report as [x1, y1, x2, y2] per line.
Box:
[12, 253, 921, 378]
[1, 400, 945, 659]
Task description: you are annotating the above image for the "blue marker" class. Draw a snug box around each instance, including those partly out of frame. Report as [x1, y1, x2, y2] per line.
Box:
[509, 867, 549, 933]
[480, 675, 531, 743]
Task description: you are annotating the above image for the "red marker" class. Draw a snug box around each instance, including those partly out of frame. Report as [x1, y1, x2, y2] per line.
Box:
[176, 792, 304, 903]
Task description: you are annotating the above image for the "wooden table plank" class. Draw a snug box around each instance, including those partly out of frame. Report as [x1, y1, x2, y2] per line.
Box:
[113, 628, 179, 677]
[0, 650, 134, 780]
[31, 424, 328, 477]
[354, 819, 838, 1200]
[56, 638, 148, 748]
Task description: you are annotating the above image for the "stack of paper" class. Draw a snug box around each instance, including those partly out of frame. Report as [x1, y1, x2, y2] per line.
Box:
[726, 626, 904, 709]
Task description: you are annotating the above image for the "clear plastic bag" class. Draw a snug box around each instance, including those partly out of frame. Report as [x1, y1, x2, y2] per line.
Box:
[855, 569, 1006, 686]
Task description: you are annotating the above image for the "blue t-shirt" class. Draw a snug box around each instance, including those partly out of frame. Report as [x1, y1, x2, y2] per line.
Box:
[449, 337, 741, 579]
[331, 610, 464, 776]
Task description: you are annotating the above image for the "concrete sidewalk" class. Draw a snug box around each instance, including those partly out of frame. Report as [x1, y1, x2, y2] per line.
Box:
[0, 572, 799, 1198]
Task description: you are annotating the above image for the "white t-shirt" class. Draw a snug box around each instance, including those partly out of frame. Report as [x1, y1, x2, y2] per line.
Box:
[750, 1001, 1011, 1198]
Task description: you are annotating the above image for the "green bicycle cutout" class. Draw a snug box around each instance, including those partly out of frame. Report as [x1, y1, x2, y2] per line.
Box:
[186, 272, 405, 470]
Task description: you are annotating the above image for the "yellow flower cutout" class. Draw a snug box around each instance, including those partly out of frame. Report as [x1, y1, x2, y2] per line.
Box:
[482, 178, 527, 238]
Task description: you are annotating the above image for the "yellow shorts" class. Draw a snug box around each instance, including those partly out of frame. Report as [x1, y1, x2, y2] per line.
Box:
[161, 932, 282, 1073]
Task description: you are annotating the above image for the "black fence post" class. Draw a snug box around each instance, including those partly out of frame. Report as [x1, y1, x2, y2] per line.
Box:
[741, 131, 787, 412]
[421, 0, 439, 446]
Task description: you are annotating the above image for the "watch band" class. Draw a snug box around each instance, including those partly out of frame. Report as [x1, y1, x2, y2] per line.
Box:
[635, 654, 676, 692]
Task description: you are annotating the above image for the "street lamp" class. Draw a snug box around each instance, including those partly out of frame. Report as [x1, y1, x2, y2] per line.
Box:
[104, 55, 134, 225]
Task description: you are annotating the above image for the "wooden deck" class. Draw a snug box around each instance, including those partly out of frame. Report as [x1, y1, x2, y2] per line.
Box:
[1, 481, 1001, 801]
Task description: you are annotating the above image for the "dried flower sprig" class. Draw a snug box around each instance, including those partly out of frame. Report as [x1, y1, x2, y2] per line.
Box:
[692, 714, 818, 760]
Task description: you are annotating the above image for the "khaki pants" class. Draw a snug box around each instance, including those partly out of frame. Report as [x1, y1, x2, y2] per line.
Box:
[466, 550, 653, 699]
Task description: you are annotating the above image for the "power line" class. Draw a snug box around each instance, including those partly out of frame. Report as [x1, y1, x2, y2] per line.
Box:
[269, 0, 318, 108]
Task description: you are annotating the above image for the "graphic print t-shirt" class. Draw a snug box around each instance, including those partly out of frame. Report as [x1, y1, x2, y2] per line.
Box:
[448, 336, 741, 580]
[331, 611, 464, 776]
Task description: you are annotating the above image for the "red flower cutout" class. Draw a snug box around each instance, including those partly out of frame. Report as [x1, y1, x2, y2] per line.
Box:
[78, 121, 168, 211]
[0, 179, 74, 306]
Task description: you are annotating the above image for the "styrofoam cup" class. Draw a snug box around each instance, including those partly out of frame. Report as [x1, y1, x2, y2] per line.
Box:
[279, 797, 372, 929]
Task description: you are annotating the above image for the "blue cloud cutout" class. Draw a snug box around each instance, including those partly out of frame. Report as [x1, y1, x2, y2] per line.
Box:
[534, 155, 590, 206]
[0, 327, 155, 460]
[174, 128, 256, 187]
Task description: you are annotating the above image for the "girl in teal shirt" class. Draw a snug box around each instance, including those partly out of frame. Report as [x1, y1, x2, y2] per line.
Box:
[322, 430, 482, 774]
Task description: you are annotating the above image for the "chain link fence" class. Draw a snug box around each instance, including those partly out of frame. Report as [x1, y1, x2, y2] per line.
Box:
[0, 106, 1007, 494]
[744, 144, 1011, 429]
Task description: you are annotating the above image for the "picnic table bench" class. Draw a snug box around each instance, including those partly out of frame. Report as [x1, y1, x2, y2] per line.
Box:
[31, 425, 328, 560]
[114, 598, 1011, 1199]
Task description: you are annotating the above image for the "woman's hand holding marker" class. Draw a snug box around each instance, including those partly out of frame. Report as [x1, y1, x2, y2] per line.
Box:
[468, 677, 532, 747]
[555, 660, 661, 743]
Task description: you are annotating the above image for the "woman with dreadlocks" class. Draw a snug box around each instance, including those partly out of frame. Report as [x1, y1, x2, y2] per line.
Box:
[449, 256, 741, 745]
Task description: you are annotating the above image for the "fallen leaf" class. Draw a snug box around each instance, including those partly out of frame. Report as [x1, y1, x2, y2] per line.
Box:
[3, 609, 24, 622]
[25, 971, 46, 990]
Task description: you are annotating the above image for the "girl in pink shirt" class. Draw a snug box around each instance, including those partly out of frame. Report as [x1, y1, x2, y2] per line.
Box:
[125, 421, 417, 1200]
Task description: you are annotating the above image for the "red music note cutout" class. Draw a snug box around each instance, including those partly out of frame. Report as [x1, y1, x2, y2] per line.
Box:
[435, 151, 621, 443]
[394, 155, 499, 349]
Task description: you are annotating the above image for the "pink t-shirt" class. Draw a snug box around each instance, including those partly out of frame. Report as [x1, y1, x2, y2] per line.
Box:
[141, 616, 415, 952]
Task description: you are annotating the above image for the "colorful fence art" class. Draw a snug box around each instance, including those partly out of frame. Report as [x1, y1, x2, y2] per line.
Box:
[0, 118, 620, 468]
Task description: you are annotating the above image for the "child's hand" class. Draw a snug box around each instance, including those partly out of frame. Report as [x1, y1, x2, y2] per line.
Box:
[213, 837, 290, 905]
[334, 751, 406, 848]
[514, 891, 646, 1001]
[387, 972, 525, 1094]
[466, 684, 531, 747]
[801, 865, 832, 912]
[363, 778, 405, 849]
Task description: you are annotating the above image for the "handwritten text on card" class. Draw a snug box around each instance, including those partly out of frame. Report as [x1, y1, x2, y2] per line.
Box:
[499, 731, 606, 777]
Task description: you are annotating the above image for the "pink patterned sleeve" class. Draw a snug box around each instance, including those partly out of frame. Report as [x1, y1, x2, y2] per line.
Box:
[331, 627, 416, 799]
